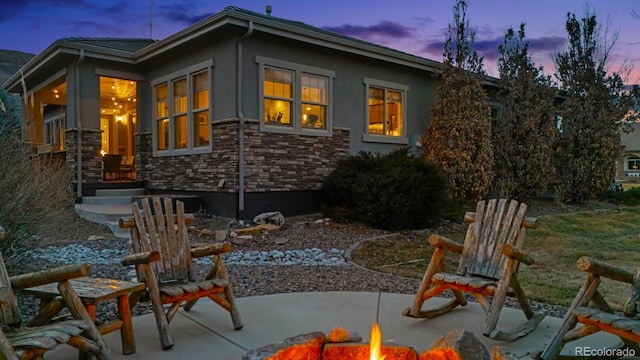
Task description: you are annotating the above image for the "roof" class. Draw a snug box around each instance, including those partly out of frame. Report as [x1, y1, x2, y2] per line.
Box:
[3, 6, 500, 91]
[59, 38, 156, 53]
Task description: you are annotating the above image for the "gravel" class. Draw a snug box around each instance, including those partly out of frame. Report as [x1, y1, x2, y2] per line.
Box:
[11, 211, 574, 326]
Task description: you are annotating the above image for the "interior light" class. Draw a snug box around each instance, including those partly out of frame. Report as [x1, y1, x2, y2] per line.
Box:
[111, 97, 115, 101]
[127, 98, 131, 101]
[101, 110, 105, 113]
[54, 94, 59, 98]
[306, 107, 311, 110]
[116, 115, 124, 122]
[133, 99, 136, 102]
[114, 102, 118, 106]
[54, 89, 58, 93]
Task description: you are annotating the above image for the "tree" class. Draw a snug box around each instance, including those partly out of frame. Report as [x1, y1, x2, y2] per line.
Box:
[554, 10, 631, 203]
[422, 0, 494, 202]
[494, 24, 557, 200]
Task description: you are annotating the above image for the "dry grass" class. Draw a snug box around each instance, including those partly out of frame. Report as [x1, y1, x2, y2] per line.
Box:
[351, 207, 640, 309]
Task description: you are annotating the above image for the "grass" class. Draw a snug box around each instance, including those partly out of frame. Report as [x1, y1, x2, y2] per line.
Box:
[351, 207, 640, 309]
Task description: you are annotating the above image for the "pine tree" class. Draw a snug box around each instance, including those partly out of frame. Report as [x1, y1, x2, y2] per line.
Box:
[494, 24, 557, 200]
[554, 11, 630, 202]
[423, 0, 494, 202]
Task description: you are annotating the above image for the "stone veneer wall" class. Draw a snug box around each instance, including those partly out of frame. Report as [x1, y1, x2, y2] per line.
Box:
[137, 120, 239, 192]
[65, 128, 103, 184]
[243, 121, 350, 192]
[138, 119, 350, 194]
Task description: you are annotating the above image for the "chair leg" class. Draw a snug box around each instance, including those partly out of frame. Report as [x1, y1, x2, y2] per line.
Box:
[140, 265, 174, 350]
[538, 274, 601, 360]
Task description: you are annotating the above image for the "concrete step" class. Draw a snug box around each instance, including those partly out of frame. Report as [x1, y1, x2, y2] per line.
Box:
[82, 195, 134, 206]
[75, 203, 133, 229]
[95, 188, 145, 197]
[106, 220, 132, 239]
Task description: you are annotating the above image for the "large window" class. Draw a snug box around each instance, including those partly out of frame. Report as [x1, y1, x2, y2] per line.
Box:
[363, 78, 408, 144]
[628, 156, 640, 171]
[257, 56, 334, 136]
[152, 61, 212, 155]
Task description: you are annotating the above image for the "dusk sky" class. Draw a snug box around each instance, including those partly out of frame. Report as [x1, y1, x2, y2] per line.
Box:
[1, 0, 639, 84]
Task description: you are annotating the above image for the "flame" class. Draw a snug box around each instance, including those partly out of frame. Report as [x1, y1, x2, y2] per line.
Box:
[369, 322, 386, 360]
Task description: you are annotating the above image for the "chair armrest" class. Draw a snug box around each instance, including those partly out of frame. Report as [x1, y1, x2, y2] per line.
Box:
[10, 264, 89, 291]
[428, 234, 463, 254]
[577, 256, 634, 284]
[501, 244, 534, 265]
[191, 242, 232, 258]
[122, 251, 161, 266]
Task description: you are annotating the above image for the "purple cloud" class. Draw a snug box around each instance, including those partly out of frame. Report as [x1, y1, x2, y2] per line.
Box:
[323, 21, 415, 41]
[156, 3, 210, 25]
[422, 35, 567, 61]
[0, 0, 88, 23]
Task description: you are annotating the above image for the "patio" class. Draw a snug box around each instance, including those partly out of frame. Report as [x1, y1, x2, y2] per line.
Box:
[43, 291, 618, 359]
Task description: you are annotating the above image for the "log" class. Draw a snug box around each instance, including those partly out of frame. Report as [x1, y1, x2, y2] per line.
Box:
[10, 264, 89, 290]
[119, 213, 194, 229]
[407, 246, 447, 317]
[501, 244, 534, 265]
[428, 234, 463, 254]
[191, 242, 232, 258]
[577, 257, 634, 283]
[0, 326, 19, 360]
[121, 251, 161, 266]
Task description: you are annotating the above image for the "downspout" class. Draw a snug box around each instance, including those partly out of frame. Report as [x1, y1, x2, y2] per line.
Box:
[236, 20, 253, 218]
[76, 49, 85, 202]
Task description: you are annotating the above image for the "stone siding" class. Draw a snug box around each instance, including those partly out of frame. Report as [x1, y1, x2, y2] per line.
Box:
[138, 121, 239, 192]
[65, 128, 102, 184]
[243, 121, 350, 192]
[139, 119, 350, 193]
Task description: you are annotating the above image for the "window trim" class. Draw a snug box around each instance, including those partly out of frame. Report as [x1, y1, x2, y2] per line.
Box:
[151, 60, 213, 156]
[626, 155, 640, 171]
[256, 56, 335, 137]
[362, 77, 409, 144]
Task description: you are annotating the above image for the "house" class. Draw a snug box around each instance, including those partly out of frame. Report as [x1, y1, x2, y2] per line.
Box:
[2, 6, 497, 219]
[618, 122, 640, 180]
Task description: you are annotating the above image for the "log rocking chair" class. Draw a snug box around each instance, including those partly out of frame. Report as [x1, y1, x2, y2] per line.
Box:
[0, 226, 113, 360]
[538, 257, 640, 359]
[119, 197, 243, 350]
[403, 199, 545, 341]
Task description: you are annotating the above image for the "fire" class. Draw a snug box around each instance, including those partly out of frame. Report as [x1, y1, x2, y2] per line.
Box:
[369, 322, 386, 360]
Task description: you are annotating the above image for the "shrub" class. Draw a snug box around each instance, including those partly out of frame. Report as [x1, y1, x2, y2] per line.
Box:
[322, 148, 450, 230]
[0, 135, 74, 254]
[599, 187, 640, 206]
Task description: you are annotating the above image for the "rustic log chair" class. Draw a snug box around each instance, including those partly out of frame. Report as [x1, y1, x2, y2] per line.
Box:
[0, 226, 113, 360]
[119, 197, 243, 350]
[402, 199, 545, 341]
[538, 257, 640, 359]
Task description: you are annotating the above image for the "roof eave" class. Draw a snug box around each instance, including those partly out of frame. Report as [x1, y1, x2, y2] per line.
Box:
[2, 41, 137, 92]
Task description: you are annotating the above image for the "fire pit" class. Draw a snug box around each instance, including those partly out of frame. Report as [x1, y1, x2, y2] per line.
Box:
[243, 323, 513, 360]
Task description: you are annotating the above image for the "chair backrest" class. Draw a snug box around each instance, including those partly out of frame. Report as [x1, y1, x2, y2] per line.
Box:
[130, 198, 192, 283]
[457, 199, 530, 280]
[0, 228, 22, 327]
[103, 154, 122, 172]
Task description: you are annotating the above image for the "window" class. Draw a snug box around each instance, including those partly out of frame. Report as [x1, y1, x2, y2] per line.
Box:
[43, 105, 66, 151]
[257, 56, 334, 136]
[628, 156, 640, 171]
[152, 60, 212, 155]
[363, 78, 408, 144]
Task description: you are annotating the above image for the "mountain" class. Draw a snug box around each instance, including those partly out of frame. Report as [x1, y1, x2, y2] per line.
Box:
[0, 49, 34, 85]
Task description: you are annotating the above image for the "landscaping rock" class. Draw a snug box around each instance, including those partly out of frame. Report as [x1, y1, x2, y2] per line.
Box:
[214, 230, 228, 241]
[87, 235, 105, 241]
[427, 328, 490, 360]
[232, 235, 254, 246]
[253, 211, 286, 226]
[274, 237, 288, 245]
[242, 332, 326, 360]
[257, 224, 280, 233]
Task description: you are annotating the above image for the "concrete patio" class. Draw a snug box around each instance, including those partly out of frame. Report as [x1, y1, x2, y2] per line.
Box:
[45, 292, 619, 359]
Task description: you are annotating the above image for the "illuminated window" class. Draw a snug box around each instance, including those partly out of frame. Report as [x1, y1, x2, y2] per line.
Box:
[151, 61, 212, 155]
[364, 78, 407, 142]
[628, 157, 640, 171]
[257, 56, 334, 136]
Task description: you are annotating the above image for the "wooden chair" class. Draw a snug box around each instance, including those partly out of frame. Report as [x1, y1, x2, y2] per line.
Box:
[119, 198, 243, 350]
[102, 154, 121, 181]
[537, 257, 640, 359]
[402, 199, 545, 341]
[0, 226, 113, 360]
